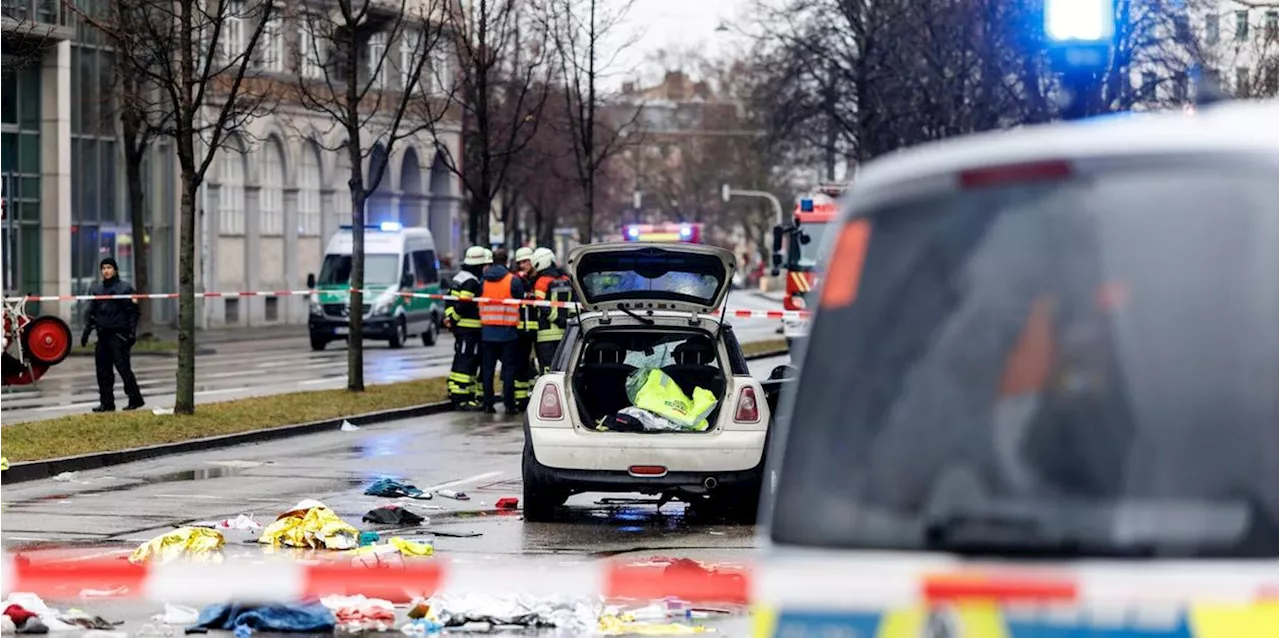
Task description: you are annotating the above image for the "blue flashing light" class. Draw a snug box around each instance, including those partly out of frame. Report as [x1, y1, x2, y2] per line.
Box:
[626, 226, 641, 239]
[379, 221, 403, 232]
[1045, 0, 1114, 44]
[679, 224, 692, 239]
[800, 199, 814, 212]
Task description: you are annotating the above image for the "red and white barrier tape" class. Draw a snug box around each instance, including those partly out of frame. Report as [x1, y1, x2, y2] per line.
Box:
[2, 554, 1274, 607]
[1, 289, 812, 320]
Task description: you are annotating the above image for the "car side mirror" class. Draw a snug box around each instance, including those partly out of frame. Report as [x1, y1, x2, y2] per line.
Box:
[799, 231, 811, 246]
[306, 273, 316, 289]
[400, 272, 415, 289]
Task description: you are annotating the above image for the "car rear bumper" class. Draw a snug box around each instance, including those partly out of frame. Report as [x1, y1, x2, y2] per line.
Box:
[528, 427, 766, 472]
[308, 316, 396, 339]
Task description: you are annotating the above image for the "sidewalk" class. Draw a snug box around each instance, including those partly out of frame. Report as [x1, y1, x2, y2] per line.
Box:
[146, 323, 306, 344]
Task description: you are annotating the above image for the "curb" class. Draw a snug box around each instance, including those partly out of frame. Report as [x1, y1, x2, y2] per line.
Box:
[0, 349, 790, 485]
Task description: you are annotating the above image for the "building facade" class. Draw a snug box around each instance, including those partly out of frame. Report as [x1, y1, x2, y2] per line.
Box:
[2, 0, 465, 328]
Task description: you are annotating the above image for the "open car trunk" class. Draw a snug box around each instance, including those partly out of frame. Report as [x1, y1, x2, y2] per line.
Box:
[571, 328, 727, 433]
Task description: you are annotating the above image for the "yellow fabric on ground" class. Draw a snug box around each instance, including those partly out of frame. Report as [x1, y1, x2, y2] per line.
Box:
[129, 527, 225, 564]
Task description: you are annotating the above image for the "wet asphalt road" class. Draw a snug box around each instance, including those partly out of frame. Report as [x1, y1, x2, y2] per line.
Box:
[1, 292, 786, 424]
[1, 355, 788, 635]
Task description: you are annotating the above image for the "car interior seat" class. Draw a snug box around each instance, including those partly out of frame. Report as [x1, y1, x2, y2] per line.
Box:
[662, 337, 725, 399]
[574, 341, 636, 420]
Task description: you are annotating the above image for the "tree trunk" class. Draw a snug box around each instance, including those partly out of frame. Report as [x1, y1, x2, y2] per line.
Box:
[124, 146, 151, 337]
[468, 192, 489, 247]
[175, 171, 198, 414]
[347, 183, 366, 392]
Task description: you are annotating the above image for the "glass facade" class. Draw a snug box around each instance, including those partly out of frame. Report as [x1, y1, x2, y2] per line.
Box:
[1, 62, 43, 308]
[71, 42, 123, 302]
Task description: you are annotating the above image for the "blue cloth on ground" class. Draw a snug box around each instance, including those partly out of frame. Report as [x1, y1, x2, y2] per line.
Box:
[365, 478, 427, 498]
[190, 602, 335, 633]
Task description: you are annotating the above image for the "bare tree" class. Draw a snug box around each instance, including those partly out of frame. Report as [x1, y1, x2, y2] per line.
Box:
[70, 0, 277, 414]
[419, 0, 552, 247]
[290, 0, 450, 392]
[2, 0, 64, 71]
[548, 0, 637, 242]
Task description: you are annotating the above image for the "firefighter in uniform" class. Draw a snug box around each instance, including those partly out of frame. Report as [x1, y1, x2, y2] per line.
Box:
[480, 247, 525, 415]
[512, 247, 537, 410]
[445, 246, 489, 410]
[531, 248, 573, 374]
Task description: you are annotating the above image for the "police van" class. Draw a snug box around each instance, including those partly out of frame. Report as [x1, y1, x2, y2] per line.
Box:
[306, 223, 444, 351]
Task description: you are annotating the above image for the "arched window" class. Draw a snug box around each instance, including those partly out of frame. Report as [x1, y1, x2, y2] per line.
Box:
[218, 137, 246, 235]
[298, 141, 322, 236]
[259, 137, 285, 235]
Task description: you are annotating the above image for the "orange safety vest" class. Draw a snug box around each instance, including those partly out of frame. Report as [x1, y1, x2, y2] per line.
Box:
[480, 273, 520, 327]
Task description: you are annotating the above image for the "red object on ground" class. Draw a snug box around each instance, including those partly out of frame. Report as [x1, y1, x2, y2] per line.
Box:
[496, 497, 519, 510]
[3, 604, 37, 625]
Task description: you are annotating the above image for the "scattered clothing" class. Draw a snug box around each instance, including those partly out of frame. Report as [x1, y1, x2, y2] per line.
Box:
[153, 603, 200, 626]
[597, 614, 711, 635]
[258, 500, 359, 550]
[364, 478, 432, 500]
[319, 595, 396, 624]
[189, 603, 335, 634]
[345, 536, 434, 561]
[129, 528, 225, 565]
[426, 593, 598, 633]
[627, 368, 717, 431]
[362, 505, 425, 526]
[2, 606, 36, 627]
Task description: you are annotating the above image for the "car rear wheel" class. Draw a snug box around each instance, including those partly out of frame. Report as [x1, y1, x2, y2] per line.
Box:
[309, 335, 328, 351]
[422, 315, 439, 346]
[522, 438, 567, 522]
[389, 318, 407, 349]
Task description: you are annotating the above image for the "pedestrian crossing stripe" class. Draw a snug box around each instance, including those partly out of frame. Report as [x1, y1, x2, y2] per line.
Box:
[751, 603, 1279, 638]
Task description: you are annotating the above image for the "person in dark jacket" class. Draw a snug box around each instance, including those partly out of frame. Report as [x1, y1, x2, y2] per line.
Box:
[479, 247, 525, 415]
[82, 257, 144, 412]
[444, 246, 490, 410]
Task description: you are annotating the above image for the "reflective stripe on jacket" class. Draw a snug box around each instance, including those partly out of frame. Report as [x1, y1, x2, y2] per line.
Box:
[446, 270, 483, 331]
[480, 273, 520, 328]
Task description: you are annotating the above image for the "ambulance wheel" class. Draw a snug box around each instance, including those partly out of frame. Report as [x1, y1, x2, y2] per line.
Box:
[389, 318, 407, 349]
[422, 315, 439, 346]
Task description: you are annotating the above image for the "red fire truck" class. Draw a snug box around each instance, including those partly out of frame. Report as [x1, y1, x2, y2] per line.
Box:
[771, 185, 843, 349]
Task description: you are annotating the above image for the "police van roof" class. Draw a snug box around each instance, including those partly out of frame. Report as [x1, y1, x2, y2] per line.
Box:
[846, 100, 1278, 213]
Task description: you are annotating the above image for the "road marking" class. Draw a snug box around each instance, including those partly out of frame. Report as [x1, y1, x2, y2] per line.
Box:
[48, 549, 132, 564]
[423, 471, 504, 493]
[300, 378, 339, 386]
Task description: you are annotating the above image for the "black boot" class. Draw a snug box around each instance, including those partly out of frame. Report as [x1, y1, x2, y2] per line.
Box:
[124, 399, 146, 411]
[92, 404, 115, 413]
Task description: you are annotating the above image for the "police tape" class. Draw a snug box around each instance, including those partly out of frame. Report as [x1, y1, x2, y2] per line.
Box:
[2, 553, 1275, 608]
[1, 289, 813, 320]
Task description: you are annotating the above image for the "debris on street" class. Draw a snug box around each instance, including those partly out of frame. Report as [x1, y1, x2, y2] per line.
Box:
[434, 489, 469, 501]
[152, 603, 200, 626]
[129, 527, 225, 564]
[495, 497, 518, 510]
[191, 514, 262, 533]
[425, 592, 598, 633]
[320, 594, 397, 633]
[258, 500, 359, 550]
[345, 536, 434, 559]
[340, 420, 360, 432]
[189, 602, 336, 634]
[362, 505, 425, 526]
[364, 478, 433, 500]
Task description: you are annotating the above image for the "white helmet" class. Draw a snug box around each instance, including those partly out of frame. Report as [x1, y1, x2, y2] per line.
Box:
[482, 248, 495, 265]
[462, 246, 489, 266]
[514, 247, 535, 264]
[532, 247, 556, 272]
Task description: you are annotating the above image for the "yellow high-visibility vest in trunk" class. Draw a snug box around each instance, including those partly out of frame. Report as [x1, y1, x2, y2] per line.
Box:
[627, 368, 718, 431]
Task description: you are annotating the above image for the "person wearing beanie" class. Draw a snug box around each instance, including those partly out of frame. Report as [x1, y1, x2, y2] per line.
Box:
[82, 257, 144, 412]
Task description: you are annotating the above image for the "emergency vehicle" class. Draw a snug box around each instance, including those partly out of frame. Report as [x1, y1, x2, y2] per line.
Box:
[770, 185, 842, 348]
[1, 194, 73, 386]
[622, 222, 704, 243]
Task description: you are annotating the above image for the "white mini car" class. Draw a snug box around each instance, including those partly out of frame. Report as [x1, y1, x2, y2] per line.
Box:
[521, 242, 775, 523]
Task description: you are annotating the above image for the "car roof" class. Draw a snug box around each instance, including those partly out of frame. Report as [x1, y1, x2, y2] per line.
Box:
[846, 100, 1279, 210]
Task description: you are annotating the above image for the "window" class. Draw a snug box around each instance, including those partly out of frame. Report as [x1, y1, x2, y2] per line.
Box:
[1205, 13, 1220, 44]
[1267, 10, 1278, 40]
[1173, 14, 1190, 40]
[1236, 67, 1251, 96]
[399, 29, 422, 92]
[402, 254, 415, 283]
[259, 138, 284, 235]
[221, 1, 245, 63]
[1236, 9, 1249, 41]
[367, 31, 388, 88]
[225, 297, 240, 324]
[260, 13, 283, 72]
[333, 152, 353, 225]
[298, 142, 322, 236]
[218, 141, 246, 235]
[265, 296, 279, 321]
[429, 46, 453, 94]
[298, 23, 324, 78]
[411, 249, 438, 284]
[319, 253, 400, 286]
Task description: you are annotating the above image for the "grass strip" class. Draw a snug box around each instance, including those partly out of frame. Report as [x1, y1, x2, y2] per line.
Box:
[3, 339, 789, 463]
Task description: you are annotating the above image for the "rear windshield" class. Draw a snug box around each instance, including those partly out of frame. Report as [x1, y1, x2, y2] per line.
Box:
[771, 165, 1279, 558]
[576, 249, 725, 306]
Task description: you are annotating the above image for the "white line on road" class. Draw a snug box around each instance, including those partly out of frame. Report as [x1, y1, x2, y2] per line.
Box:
[422, 471, 504, 493]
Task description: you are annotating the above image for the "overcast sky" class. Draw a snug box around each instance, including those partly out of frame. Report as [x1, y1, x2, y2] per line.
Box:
[601, 0, 754, 89]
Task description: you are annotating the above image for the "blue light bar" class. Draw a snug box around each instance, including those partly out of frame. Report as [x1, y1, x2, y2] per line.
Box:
[379, 221, 403, 232]
[800, 199, 814, 212]
[626, 226, 641, 239]
[679, 224, 692, 238]
[1045, 0, 1114, 43]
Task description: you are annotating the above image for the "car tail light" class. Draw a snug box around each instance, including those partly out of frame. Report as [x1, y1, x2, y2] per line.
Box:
[538, 383, 564, 420]
[735, 386, 761, 423]
[959, 160, 1072, 189]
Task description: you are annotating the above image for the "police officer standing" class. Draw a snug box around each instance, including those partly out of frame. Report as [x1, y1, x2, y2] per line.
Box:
[444, 246, 489, 410]
[81, 257, 145, 412]
[530, 247, 573, 373]
[512, 247, 537, 410]
[479, 247, 525, 415]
